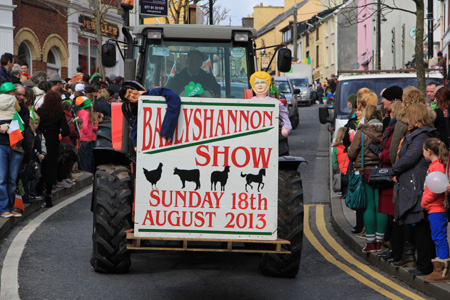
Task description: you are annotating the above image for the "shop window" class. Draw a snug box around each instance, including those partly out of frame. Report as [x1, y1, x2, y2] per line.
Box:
[78, 36, 100, 76]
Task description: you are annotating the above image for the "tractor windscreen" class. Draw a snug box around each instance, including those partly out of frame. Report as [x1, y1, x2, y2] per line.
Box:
[142, 41, 250, 98]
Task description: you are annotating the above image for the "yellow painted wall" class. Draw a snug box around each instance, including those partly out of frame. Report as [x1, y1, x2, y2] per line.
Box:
[254, 0, 322, 73]
[253, 6, 284, 31]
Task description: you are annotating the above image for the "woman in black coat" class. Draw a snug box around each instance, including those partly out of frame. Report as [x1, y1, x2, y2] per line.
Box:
[36, 90, 69, 207]
[391, 103, 437, 275]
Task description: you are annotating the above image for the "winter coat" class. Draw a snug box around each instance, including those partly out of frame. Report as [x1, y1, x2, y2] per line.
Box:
[378, 118, 396, 216]
[433, 108, 450, 147]
[347, 120, 383, 170]
[93, 97, 111, 117]
[391, 126, 438, 225]
[389, 112, 408, 164]
[60, 110, 79, 146]
[0, 65, 12, 83]
[78, 109, 95, 142]
[422, 160, 448, 214]
[332, 144, 349, 174]
[36, 109, 69, 185]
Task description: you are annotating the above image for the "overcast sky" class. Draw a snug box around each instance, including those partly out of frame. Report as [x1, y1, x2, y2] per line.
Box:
[218, 0, 285, 26]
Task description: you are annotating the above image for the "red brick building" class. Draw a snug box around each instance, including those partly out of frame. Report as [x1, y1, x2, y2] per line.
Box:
[13, 0, 70, 78]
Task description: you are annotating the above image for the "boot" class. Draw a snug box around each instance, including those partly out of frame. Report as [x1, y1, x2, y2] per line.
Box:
[393, 241, 416, 268]
[42, 195, 53, 208]
[423, 258, 450, 283]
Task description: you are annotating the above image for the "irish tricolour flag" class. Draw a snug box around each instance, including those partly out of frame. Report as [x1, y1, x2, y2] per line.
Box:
[8, 112, 24, 148]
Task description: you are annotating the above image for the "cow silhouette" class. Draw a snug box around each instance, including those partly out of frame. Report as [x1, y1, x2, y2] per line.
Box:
[210, 166, 230, 191]
[241, 169, 266, 192]
[173, 168, 201, 190]
[143, 163, 163, 190]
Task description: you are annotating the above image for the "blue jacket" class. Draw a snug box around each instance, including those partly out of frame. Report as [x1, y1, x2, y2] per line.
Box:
[131, 87, 181, 147]
[0, 65, 12, 83]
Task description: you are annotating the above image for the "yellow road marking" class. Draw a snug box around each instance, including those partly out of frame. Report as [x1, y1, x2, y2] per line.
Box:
[304, 205, 417, 300]
[312, 204, 426, 300]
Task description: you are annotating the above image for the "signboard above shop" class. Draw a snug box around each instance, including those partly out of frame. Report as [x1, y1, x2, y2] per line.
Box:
[79, 15, 119, 39]
[140, 0, 168, 17]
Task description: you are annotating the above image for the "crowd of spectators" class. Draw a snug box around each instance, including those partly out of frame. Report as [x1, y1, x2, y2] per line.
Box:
[0, 52, 122, 214]
[335, 81, 450, 282]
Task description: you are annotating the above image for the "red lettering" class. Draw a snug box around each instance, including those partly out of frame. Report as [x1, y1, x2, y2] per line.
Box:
[251, 147, 272, 168]
[149, 190, 160, 206]
[194, 211, 205, 227]
[203, 109, 214, 138]
[215, 110, 225, 136]
[228, 110, 238, 133]
[142, 210, 154, 225]
[231, 146, 251, 167]
[193, 109, 202, 141]
[168, 211, 180, 226]
[250, 110, 262, 129]
[151, 108, 164, 149]
[195, 145, 210, 166]
[239, 110, 250, 131]
[183, 108, 194, 143]
[212, 146, 230, 167]
[263, 111, 273, 127]
[142, 108, 152, 151]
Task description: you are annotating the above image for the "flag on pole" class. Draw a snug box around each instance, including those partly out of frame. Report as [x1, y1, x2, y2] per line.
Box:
[29, 106, 39, 121]
[8, 111, 24, 148]
[204, 56, 212, 67]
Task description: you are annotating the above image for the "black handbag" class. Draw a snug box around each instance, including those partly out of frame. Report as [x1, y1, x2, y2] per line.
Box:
[368, 167, 393, 187]
[30, 161, 41, 179]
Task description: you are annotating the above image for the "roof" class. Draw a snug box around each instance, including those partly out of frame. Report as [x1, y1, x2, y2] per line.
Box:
[257, 0, 309, 36]
[132, 24, 257, 40]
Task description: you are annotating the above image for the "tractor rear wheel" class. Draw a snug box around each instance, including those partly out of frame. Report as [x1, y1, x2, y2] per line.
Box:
[91, 164, 132, 273]
[259, 169, 304, 278]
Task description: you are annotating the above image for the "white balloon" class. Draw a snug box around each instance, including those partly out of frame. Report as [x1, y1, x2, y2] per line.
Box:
[425, 171, 448, 194]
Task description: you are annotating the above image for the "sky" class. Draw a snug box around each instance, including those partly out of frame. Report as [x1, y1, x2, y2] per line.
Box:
[218, 0, 285, 26]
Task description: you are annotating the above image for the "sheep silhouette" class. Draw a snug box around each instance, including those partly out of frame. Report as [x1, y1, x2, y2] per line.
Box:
[143, 163, 163, 190]
[173, 168, 201, 190]
[210, 166, 230, 191]
[241, 169, 266, 192]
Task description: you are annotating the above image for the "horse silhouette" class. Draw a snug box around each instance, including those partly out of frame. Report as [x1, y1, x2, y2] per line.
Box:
[241, 169, 266, 192]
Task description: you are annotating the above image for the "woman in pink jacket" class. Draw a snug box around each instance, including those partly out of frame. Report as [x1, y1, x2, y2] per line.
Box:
[76, 96, 97, 172]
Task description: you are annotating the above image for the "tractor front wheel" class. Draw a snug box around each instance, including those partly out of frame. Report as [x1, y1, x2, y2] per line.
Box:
[259, 169, 304, 278]
[90, 164, 132, 274]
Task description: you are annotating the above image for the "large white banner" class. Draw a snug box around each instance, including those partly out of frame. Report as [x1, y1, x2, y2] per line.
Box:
[135, 96, 279, 240]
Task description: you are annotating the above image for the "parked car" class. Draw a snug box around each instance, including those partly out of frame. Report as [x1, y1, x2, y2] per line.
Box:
[319, 71, 444, 141]
[273, 76, 300, 129]
[289, 77, 315, 106]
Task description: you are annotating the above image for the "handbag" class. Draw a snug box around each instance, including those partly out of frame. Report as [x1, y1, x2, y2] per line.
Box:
[332, 156, 348, 193]
[30, 161, 41, 179]
[345, 131, 367, 210]
[368, 167, 394, 187]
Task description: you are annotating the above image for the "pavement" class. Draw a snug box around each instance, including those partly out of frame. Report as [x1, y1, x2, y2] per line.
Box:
[0, 171, 93, 239]
[329, 163, 450, 299]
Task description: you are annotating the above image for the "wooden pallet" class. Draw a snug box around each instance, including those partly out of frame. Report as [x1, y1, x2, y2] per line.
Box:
[126, 232, 291, 254]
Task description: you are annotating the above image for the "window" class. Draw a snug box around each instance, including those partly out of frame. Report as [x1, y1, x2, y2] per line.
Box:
[326, 46, 329, 66]
[316, 27, 319, 40]
[331, 43, 335, 64]
[46, 47, 60, 76]
[17, 42, 32, 74]
[78, 36, 101, 76]
[305, 33, 309, 47]
[316, 45, 319, 67]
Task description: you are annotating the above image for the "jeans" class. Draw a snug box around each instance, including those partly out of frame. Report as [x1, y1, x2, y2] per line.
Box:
[0, 145, 24, 214]
[429, 212, 450, 259]
[79, 141, 93, 172]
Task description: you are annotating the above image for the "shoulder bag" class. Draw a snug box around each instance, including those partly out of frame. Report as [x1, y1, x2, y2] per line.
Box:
[368, 167, 394, 187]
[345, 131, 367, 210]
[332, 155, 348, 193]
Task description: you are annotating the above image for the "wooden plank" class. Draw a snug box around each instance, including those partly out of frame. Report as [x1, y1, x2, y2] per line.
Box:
[126, 244, 290, 254]
[127, 233, 289, 244]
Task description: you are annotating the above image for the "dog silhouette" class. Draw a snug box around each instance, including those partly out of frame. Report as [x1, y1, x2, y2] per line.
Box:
[143, 163, 163, 190]
[174, 168, 201, 190]
[210, 166, 230, 191]
[241, 169, 266, 192]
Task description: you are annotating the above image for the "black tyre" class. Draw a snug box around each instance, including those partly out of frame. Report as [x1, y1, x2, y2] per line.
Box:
[91, 164, 132, 274]
[96, 121, 112, 148]
[259, 169, 304, 278]
[292, 109, 299, 129]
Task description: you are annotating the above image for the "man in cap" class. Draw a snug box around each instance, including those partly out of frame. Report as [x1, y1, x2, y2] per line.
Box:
[0, 82, 24, 217]
[381, 85, 403, 129]
[166, 50, 220, 97]
[49, 73, 64, 94]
